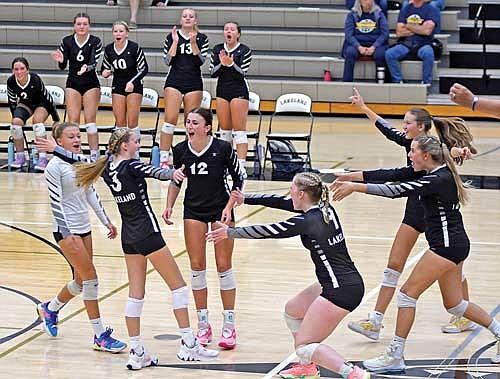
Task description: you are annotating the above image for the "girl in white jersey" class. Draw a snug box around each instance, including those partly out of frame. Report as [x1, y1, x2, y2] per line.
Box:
[37, 122, 126, 353]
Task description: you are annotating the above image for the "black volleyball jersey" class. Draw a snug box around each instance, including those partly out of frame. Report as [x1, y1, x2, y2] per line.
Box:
[172, 137, 244, 213]
[163, 31, 209, 81]
[210, 42, 252, 88]
[102, 40, 148, 88]
[227, 194, 360, 288]
[102, 159, 176, 244]
[7, 73, 59, 121]
[58, 34, 102, 79]
[365, 165, 469, 249]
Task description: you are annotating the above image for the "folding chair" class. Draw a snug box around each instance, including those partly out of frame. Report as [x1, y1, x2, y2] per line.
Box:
[245, 91, 263, 177]
[263, 93, 314, 177]
[139, 87, 161, 161]
[174, 90, 212, 136]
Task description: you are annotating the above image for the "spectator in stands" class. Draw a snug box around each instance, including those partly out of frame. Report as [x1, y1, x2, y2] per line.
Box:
[107, 0, 167, 28]
[450, 83, 500, 117]
[346, 0, 387, 15]
[385, 0, 439, 85]
[402, 0, 444, 33]
[342, 0, 389, 82]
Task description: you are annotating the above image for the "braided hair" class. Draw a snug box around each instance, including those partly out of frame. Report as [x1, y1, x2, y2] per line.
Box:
[75, 128, 132, 188]
[293, 172, 331, 223]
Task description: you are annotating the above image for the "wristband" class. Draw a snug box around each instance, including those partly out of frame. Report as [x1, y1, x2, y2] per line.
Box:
[471, 95, 479, 111]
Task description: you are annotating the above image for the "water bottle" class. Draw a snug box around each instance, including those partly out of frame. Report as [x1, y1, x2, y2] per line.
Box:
[7, 136, 15, 169]
[323, 70, 332, 82]
[151, 144, 160, 167]
[31, 140, 39, 167]
[376, 66, 386, 84]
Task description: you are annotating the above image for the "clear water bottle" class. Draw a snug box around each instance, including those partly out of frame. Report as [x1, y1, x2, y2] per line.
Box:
[31, 140, 39, 167]
[7, 136, 15, 169]
[151, 144, 160, 167]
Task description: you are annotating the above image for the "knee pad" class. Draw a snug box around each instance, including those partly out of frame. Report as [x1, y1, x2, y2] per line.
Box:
[381, 268, 401, 288]
[82, 278, 99, 301]
[85, 122, 97, 135]
[172, 285, 189, 310]
[218, 268, 236, 291]
[125, 297, 144, 318]
[219, 129, 233, 143]
[296, 343, 320, 363]
[447, 300, 468, 317]
[284, 312, 302, 333]
[33, 123, 47, 138]
[233, 130, 248, 145]
[191, 269, 207, 291]
[162, 122, 175, 134]
[10, 124, 23, 140]
[397, 291, 417, 308]
[66, 280, 82, 296]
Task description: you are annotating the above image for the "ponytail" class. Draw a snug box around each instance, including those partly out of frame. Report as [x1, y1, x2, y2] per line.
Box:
[432, 117, 477, 165]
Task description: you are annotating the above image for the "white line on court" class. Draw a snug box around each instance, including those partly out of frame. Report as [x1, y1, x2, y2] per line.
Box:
[263, 245, 428, 379]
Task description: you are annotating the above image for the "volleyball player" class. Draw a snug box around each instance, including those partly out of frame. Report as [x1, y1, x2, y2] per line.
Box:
[344, 88, 477, 338]
[163, 108, 244, 349]
[210, 21, 252, 178]
[69, 128, 218, 369]
[7, 57, 59, 170]
[51, 13, 102, 162]
[159, 8, 209, 168]
[101, 21, 148, 147]
[37, 122, 126, 353]
[331, 135, 500, 371]
[206, 172, 370, 379]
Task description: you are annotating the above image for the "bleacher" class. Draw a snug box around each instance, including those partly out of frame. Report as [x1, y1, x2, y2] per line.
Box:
[0, 0, 468, 109]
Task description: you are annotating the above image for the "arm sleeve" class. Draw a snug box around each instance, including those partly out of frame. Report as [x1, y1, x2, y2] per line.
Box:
[58, 38, 69, 71]
[101, 48, 112, 73]
[373, 13, 390, 48]
[232, 47, 252, 77]
[196, 34, 209, 65]
[130, 45, 148, 86]
[163, 33, 173, 66]
[227, 213, 310, 239]
[85, 185, 111, 226]
[345, 13, 360, 48]
[363, 165, 425, 183]
[45, 164, 72, 238]
[244, 193, 296, 212]
[366, 173, 439, 199]
[209, 47, 222, 77]
[374, 117, 408, 146]
[225, 143, 245, 191]
[128, 160, 175, 181]
[87, 38, 103, 72]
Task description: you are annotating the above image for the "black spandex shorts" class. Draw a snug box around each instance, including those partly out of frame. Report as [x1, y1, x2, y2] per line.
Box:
[13, 103, 50, 124]
[184, 207, 235, 224]
[430, 242, 470, 265]
[66, 77, 100, 96]
[53, 230, 92, 243]
[402, 196, 426, 233]
[122, 232, 166, 256]
[112, 82, 143, 96]
[321, 279, 365, 312]
[164, 77, 203, 95]
[216, 85, 249, 102]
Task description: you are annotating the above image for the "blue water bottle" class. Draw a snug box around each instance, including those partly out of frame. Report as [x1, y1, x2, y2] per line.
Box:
[7, 136, 15, 169]
[31, 140, 39, 167]
[151, 144, 160, 167]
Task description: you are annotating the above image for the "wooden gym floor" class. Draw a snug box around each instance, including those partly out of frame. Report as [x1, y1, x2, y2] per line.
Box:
[0, 113, 499, 378]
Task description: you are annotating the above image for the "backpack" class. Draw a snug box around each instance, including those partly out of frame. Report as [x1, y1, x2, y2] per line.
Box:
[268, 140, 315, 180]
